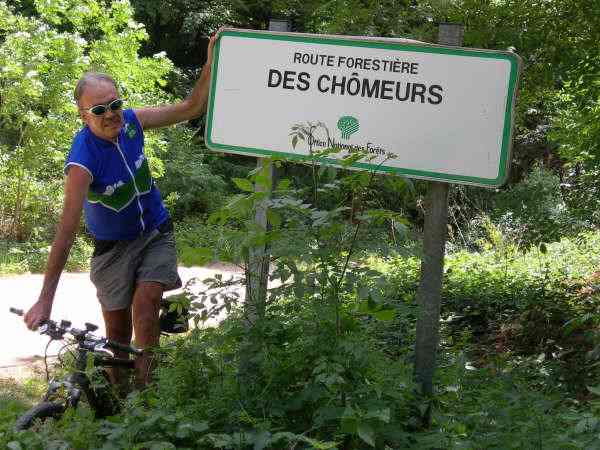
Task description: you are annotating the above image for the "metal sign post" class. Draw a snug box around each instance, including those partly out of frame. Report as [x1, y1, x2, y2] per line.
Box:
[414, 23, 464, 401]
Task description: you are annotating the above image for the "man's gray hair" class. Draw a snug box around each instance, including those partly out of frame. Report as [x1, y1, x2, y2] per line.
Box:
[74, 72, 117, 103]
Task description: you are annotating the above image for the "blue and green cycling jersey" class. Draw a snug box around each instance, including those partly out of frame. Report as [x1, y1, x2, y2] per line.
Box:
[64, 109, 169, 241]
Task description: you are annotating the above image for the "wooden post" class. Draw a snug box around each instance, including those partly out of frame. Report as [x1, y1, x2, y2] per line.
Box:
[239, 20, 291, 387]
[243, 19, 291, 329]
[243, 157, 272, 328]
[414, 23, 464, 397]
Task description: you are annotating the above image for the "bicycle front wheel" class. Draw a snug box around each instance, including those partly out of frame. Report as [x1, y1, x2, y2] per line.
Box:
[14, 401, 65, 431]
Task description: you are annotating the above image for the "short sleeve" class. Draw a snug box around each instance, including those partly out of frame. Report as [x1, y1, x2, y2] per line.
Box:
[64, 132, 96, 182]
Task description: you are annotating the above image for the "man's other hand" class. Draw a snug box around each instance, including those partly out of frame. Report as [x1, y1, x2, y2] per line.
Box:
[206, 29, 219, 66]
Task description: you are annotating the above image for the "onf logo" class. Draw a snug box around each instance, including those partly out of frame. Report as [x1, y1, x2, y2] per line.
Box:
[337, 116, 359, 140]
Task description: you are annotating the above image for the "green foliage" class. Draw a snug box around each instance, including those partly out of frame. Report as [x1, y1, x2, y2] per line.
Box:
[551, 50, 600, 204]
[9, 219, 600, 448]
[8, 231, 600, 448]
[560, 166, 600, 226]
[147, 307, 415, 449]
[154, 149, 416, 448]
[0, 377, 45, 432]
[0, 235, 92, 274]
[382, 230, 600, 394]
[545, 0, 600, 166]
[490, 165, 588, 246]
[551, 53, 600, 167]
[131, 0, 434, 69]
[0, 0, 174, 241]
[174, 216, 242, 266]
[416, 357, 600, 449]
[155, 127, 228, 220]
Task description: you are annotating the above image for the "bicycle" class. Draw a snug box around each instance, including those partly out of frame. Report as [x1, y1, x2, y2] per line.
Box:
[9, 307, 142, 431]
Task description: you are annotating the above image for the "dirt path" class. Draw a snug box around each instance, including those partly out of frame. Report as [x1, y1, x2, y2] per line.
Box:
[0, 264, 244, 379]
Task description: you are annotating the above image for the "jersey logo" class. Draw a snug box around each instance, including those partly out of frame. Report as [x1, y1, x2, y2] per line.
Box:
[125, 122, 137, 139]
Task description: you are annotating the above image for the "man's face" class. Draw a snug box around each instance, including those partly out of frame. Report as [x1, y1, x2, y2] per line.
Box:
[78, 80, 124, 142]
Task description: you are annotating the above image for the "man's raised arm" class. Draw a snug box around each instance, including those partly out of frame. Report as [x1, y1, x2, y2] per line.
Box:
[135, 33, 217, 130]
[24, 166, 91, 330]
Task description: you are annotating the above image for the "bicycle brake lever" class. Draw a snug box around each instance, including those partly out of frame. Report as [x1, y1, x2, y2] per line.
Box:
[93, 342, 114, 357]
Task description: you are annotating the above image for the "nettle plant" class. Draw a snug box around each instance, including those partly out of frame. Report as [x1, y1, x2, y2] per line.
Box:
[187, 121, 408, 331]
[166, 124, 414, 447]
[157, 123, 412, 448]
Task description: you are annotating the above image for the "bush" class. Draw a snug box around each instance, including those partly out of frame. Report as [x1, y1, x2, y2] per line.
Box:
[491, 164, 588, 247]
[416, 355, 600, 449]
[7, 231, 600, 448]
[155, 127, 229, 220]
[561, 165, 600, 226]
[381, 230, 600, 394]
[146, 301, 417, 449]
[174, 217, 243, 266]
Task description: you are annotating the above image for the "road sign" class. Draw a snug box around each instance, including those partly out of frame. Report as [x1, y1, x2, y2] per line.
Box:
[206, 28, 521, 187]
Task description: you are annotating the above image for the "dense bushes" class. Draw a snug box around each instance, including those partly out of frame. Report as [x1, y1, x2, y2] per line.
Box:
[5, 223, 600, 448]
[381, 230, 600, 395]
[0, 236, 92, 274]
[490, 165, 589, 246]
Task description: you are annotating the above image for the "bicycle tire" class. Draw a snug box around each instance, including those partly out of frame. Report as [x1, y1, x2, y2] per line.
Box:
[14, 401, 65, 431]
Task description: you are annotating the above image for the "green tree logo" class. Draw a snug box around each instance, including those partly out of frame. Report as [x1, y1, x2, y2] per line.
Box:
[125, 123, 137, 139]
[337, 116, 359, 140]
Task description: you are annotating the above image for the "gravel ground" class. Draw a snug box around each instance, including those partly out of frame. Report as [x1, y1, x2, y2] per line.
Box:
[0, 263, 244, 380]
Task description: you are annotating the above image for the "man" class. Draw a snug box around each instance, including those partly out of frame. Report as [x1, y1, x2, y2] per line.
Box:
[23, 34, 217, 388]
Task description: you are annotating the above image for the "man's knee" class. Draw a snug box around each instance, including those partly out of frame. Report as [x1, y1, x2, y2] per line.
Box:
[102, 307, 132, 341]
[134, 282, 163, 306]
[132, 282, 163, 336]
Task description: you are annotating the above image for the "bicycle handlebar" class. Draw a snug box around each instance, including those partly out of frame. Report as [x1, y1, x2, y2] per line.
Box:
[9, 307, 23, 316]
[9, 306, 142, 355]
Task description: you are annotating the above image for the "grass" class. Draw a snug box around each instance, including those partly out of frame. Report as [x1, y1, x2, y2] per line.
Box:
[0, 376, 47, 433]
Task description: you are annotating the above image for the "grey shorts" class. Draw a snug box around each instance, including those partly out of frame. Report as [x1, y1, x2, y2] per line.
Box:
[90, 229, 182, 311]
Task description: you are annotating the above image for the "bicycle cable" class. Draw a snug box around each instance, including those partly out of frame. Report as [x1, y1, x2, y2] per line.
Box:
[57, 342, 76, 366]
[43, 338, 55, 382]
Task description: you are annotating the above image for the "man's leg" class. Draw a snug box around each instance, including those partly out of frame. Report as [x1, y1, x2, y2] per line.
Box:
[132, 281, 164, 388]
[101, 306, 132, 394]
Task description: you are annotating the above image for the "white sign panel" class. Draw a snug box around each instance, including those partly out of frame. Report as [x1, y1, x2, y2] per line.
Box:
[206, 29, 521, 187]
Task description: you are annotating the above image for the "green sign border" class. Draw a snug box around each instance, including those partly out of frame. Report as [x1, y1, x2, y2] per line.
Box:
[205, 29, 521, 187]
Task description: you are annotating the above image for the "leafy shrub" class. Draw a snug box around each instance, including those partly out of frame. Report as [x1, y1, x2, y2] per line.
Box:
[155, 127, 229, 220]
[174, 217, 243, 266]
[144, 299, 417, 449]
[382, 231, 600, 394]
[561, 165, 600, 226]
[7, 233, 600, 448]
[490, 165, 587, 247]
[416, 354, 600, 449]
